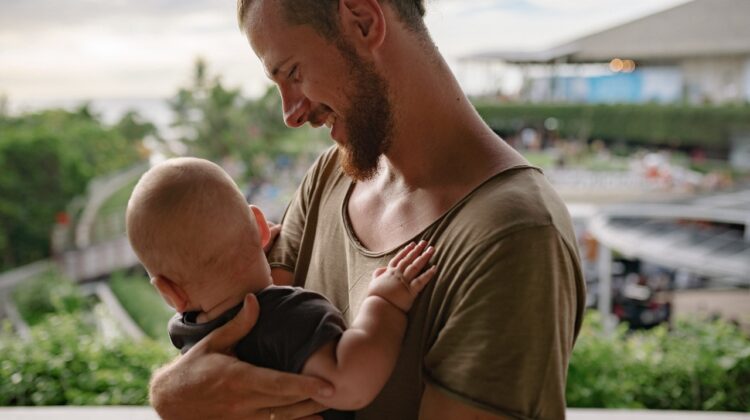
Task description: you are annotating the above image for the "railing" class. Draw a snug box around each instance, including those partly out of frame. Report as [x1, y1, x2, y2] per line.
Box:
[60, 236, 140, 282]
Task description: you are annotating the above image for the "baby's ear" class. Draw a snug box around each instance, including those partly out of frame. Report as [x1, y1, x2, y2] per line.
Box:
[249, 205, 271, 248]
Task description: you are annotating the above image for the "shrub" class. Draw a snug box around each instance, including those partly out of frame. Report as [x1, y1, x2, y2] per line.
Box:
[12, 270, 89, 326]
[0, 311, 174, 406]
[567, 312, 750, 412]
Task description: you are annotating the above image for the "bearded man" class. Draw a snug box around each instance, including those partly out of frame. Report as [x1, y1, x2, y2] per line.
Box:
[149, 1, 586, 419]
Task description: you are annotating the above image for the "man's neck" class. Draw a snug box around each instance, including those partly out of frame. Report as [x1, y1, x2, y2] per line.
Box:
[345, 36, 529, 252]
[375, 37, 524, 192]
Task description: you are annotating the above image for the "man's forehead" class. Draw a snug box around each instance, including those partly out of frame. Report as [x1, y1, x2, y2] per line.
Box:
[245, 1, 291, 71]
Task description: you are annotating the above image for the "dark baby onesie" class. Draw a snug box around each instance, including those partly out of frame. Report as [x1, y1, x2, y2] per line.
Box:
[168, 285, 352, 420]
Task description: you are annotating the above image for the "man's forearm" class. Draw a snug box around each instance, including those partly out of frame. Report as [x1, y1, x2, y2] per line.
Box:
[149, 357, 182, 417]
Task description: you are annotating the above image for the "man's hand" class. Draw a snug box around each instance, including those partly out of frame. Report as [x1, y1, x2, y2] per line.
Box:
[264, 221, 282, 254]
[368, 241, 437, 313]
[149, 294, 334, 420]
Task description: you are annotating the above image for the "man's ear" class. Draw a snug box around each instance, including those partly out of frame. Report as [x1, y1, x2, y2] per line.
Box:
[339, 0, 386, 50]
[249, 205, 271, 248]
[151, 275, 190, 312]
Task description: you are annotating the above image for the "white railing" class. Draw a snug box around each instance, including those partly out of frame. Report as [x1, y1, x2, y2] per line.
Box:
[61, 236, 141, 282]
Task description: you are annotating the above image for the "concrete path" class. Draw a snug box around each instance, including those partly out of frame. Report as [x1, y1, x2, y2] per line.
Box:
[0, 407, 747, 419]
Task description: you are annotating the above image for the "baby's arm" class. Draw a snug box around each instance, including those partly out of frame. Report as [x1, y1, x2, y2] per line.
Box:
[301, 241, 436, 410]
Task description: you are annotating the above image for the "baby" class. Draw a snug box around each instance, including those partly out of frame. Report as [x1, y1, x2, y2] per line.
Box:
[125, 157, 436, 417]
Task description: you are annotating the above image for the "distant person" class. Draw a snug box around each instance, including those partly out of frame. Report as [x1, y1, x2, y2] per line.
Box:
[149, 0, 586, 419]
[126, 157, 437, 419]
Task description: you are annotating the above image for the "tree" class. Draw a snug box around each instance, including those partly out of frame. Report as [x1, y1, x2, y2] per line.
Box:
[0, 107, 145, 270]
[169, 58, 311, 180]
[116, 110, 157, 143]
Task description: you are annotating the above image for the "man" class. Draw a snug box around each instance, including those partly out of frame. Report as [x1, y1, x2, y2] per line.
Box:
[149, 0, 586, 419]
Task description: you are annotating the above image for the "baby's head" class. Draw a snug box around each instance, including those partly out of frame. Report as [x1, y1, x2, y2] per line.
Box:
[126, 157, 272, 316]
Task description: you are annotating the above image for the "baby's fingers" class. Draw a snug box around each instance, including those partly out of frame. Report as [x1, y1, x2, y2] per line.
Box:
[403, 246, 435, 280]
[397, 241, 428, 272]
[410, 266, 437, 294]
[389, 242, 416, 268]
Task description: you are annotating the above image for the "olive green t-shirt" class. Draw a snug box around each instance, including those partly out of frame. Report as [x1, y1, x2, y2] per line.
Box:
[269, 147, 586, 420]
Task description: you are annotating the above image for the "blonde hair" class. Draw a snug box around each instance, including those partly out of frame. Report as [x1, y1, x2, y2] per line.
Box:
[126, 158, 259, 284]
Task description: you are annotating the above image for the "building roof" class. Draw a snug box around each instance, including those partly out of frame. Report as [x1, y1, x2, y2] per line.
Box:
[464, 0, 750, 64]
[588, 188, 750, 282]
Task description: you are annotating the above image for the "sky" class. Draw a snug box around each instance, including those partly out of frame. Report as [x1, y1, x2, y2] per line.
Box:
[0, 0, 692, 104]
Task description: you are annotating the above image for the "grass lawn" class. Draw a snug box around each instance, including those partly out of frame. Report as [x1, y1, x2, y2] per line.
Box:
[91, 178, 139, 243]
[109, 271, 174, 342]
[521, 150, 557, 168]
[99, 178, 139, 216]
[522, 150, 631, 172]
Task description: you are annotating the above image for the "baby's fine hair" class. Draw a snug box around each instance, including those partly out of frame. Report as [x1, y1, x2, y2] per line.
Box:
[126, 157, 256, 282]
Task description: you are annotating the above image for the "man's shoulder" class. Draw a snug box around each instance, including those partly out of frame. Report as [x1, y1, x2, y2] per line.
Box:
[449, 165, 572, 240]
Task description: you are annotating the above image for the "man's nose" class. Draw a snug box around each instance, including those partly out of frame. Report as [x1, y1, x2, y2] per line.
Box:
[281, 87, 309, 128]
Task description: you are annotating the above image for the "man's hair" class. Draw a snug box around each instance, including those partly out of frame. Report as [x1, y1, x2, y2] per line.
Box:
[237, 0, 427, 38]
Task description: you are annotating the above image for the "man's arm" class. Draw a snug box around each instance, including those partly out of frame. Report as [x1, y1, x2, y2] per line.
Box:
[300, 242, 436, 410]
[418, 225, 584, 419]
[272, 267, 295, 286]
[149, 295, 333, 420]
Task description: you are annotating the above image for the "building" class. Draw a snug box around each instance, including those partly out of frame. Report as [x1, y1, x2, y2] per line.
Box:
[462, 0, 750, 105]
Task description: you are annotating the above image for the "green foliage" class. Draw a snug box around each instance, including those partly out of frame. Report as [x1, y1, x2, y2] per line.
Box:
[567, 312, 750, 412]
[115, 111, 157, 143]
[0, 106, 144, 270]
[170, 58, 326, 180]
[475, 103, 750, 149]
[12, 270, 89, 326]
[108, 272, 174, 342]
[0, 312, 174, 406]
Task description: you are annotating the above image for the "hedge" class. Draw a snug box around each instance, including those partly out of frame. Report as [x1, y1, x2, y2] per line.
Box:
[567, 312, 750, 412]
[475, 103, 750, 149]
[0, 313, 174, 406]
[3, 290, 748, 410]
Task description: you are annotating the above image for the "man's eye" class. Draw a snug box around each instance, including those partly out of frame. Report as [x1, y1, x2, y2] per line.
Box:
[288, 65, 298, 80]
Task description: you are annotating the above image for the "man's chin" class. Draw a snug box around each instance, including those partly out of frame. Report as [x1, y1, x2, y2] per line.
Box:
[338, 145, 380, 182]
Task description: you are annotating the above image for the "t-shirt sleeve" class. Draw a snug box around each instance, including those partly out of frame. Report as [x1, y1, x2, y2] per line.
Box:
[235, 288, 347, 374]
[268, 147, 339, 274]
[283, 294, 347, 373]
[423, 225, 583, 419]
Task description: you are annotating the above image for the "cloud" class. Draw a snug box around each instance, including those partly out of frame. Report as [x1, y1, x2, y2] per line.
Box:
[426, 0, 692, 54]
[0, 0, 235, 32]
[0, 0, 695, 101]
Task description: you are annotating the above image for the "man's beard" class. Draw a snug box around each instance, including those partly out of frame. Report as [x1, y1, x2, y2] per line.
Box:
[336, 42, 394, 182]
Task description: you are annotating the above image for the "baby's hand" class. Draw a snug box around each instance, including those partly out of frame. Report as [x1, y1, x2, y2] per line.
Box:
[368, 241, 437, 313]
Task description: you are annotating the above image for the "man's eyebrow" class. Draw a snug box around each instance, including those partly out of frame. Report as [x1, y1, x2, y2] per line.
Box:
[269, 56, 293, 79]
